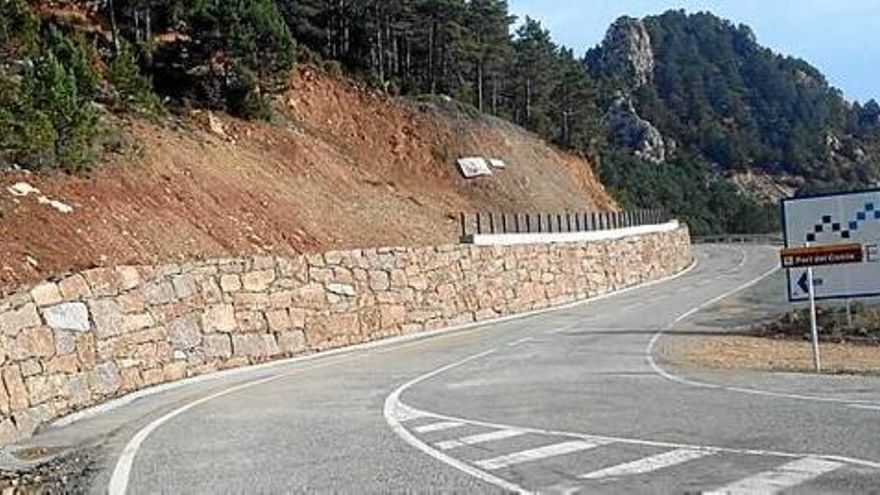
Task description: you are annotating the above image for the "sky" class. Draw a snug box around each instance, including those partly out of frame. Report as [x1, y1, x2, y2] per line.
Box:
[507, 0, 880, 103]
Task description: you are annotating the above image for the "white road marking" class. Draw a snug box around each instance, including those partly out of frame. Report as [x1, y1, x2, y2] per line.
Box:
[436, 429, 526, 450]
[579, 448, 713, 480]
[704, 457, 843, 494]
[508, 337, 535, 347]
[475, 440, 601, 470]
[848, 404, 880, 412]
[414, 421, 466, 433]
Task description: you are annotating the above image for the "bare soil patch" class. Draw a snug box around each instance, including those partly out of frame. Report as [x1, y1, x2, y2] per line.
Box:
[664, 305, 880, 375]
[0, 66, 613, 293]
[665, 334, 880, 376]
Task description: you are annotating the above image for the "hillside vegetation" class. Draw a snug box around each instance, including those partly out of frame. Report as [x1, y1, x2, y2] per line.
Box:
[3, 2, 878, 240]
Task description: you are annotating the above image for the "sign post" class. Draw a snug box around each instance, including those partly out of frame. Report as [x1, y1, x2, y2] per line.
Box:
[806, 261, 821, 373]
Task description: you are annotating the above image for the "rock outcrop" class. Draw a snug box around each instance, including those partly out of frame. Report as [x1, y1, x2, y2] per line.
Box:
[586, 16, 655, 88]
[603, 94, 667, 163]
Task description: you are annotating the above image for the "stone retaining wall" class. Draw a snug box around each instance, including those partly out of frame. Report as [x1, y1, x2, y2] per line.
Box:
[0, 226, 691, 446]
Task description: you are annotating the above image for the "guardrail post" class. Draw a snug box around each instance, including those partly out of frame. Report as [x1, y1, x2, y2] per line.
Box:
[575, 213, 581, 232]
[514, 214, 520, 233]
[526, 214, 532, 233]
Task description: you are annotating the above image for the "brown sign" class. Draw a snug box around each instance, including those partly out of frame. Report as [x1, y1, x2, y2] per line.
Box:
[780, 243, 864, 268]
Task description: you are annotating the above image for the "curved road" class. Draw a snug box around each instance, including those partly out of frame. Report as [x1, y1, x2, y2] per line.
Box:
[17, 245, 880, 493]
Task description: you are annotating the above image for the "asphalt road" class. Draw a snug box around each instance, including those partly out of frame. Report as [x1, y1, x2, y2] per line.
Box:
[14, 244, 880, 494]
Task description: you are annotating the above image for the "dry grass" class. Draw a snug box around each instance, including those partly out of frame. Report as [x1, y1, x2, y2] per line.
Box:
[664, 334, 880, 375]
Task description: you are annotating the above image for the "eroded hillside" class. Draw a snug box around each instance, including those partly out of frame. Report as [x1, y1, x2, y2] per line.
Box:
[0, 67, 614, 292]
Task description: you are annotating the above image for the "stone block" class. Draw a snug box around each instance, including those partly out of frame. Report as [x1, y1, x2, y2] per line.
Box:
[269, 290, 294, 309]
[88, 362, 121, 396]
[42, 303, 89, 332]
[202, 304, 236, 333]
[169, 314, 202, 350]
[232, 292, 270, 311]
[289, 308, 306, 329]
[380, 305, 407, 329]
[31, 283, 62, 307]
[116, 266, 142, 291]
[142, 281, 177, 305]
[235, 311, 267, 333]
[123, 313, 155, 333]
[19, 359, 41, 378]
[0, 378, 8, 415]
[295, 284, 326, 309]
[326, 283, 356, 297]
[142, 368, 164, 386]
[13, 326, 55, 360]
[58, 274, 91, 301]
[76, 334, 96, 370]
[0, 419, 19, 445]
[172, 275, 198, 299]
[25, 375, 52, 405]
[113, 292, 144, 313]
[89, 299, 125, 339]
[265, 309, 291, 332]
[3, 366, 29, 411]
[277, 330, 307, 355]
[369, 271, 390, 291]
[359, 307, 381, 335]
[119, 367, 142, 392]
[220, 274, 242, 293]
[242, 270, 275, 292]
[261, 334, 280, 357]
[204, 334, 232, 359]
[232, 334, 266, 358]
[0, 303, 41, 336]
[83, 268, 123, 296]
[44, 354, 79, 375]
[163, 362, 187, 382]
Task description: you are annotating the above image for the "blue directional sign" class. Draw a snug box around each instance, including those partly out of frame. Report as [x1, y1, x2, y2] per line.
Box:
[783, 189, 880, 302]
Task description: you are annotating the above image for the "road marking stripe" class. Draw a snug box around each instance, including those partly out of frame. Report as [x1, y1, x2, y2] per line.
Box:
[475, 440, 600, 470]
[849, 404, 880, 412]
[414, 421, 465, 433]
[579, 448, 713, 479]
[436, 429, 526, 450]
[704, 457, 843, 494]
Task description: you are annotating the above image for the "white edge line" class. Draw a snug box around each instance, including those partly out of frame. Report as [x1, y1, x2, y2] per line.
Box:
[109, 357, 354, 495]
[57, 253, 698, 430]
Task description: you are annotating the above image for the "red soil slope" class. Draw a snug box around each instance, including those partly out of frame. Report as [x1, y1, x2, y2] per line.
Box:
[0, 67, 614, 293]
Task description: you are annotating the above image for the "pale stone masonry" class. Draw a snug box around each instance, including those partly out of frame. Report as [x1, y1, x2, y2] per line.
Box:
[0, 227, 691, 446]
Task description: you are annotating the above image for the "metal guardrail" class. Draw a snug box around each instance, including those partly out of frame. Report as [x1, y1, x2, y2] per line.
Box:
[692, 234, 783, 246]
[459, 209, 669, 238]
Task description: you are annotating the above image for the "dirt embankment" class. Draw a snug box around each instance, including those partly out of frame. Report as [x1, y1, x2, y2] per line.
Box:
[0, 67, 614, 293]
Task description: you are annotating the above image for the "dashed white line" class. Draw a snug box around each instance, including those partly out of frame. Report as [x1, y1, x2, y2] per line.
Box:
[475, 440, 601, 470]
[508, 337, 535, 347]
[579, 448, 714, 480]
[848, 404, 880, 412]
[414, 421, 466, 433]
[436, 429, 526, 450]
[704, 457, 843, 494]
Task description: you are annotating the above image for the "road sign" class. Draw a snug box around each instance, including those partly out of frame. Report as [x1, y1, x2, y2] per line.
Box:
[782, 189, 880, 302]
[780, 243, 863, 268]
